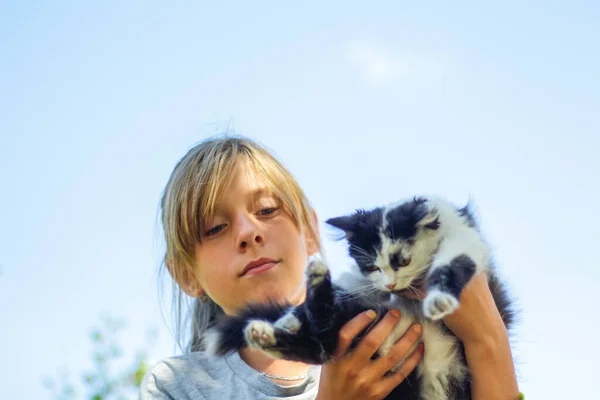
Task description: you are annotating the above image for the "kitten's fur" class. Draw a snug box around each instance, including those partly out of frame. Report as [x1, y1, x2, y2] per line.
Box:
[203, 196, 515, 400]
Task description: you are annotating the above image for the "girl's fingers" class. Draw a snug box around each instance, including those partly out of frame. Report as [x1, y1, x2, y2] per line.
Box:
[371, 323, 423, 377]
[333, 309, 378, 358]
[380, 342, 425, 395]
[348, 309, 402, 369]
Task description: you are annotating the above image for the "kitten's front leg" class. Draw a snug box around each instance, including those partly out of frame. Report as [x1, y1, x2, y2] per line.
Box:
[423, 222, 488, 321]
[304, 255, 336, 325]
[242, 256, 336, 363]
[244, 319, 288, 360]
[244, 313, 327, 363]
[423, 254, 477, 320]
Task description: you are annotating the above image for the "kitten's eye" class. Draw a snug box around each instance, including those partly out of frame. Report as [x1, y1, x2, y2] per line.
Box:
[407, 239, 416, 246]
[391, 253, 412, 268]
[399, 255, 412, 267]
[366, 265, 380, 272]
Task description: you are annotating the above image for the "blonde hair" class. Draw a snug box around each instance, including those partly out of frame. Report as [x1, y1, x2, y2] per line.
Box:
[159, 135, 320, 352]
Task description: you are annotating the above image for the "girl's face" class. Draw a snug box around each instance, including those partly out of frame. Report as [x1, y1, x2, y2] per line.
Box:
[192, 163, 317, 315]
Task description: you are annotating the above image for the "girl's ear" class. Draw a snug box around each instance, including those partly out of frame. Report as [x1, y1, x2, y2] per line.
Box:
[166, 260, 205, 298]
[306, 209, 321, 256]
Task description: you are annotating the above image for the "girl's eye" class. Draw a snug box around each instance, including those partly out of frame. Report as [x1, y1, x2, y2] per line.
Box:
[205, 224, 225, 236]
[366, 265, 380, 272]
[257, 207, 278, 216]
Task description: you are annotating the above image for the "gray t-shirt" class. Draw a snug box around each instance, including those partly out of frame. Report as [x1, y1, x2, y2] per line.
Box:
[139, 351, 321, 400]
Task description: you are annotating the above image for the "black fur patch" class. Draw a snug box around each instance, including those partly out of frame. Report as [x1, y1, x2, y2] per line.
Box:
[458, 203, 477, 228]
[327, 208, 383, 272]
[424, 217, 440, 230]
[207, 300, 294, 355]
[427, 254, 477, 298]
[384, 198, 430, 240]
[488, 270, 517, 328]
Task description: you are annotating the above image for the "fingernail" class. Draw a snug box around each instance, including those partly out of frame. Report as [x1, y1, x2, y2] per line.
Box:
[367, 310, 377, 319]
[390, 309, 401, 318]
[412, 324, 422, 334]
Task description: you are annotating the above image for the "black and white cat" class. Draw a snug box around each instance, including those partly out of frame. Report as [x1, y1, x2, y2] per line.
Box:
[203, 196, 516, 400]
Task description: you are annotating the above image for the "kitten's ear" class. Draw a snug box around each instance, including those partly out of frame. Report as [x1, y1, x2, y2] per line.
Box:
[326, 215, 356, 240]
[418, 207, 441, 230]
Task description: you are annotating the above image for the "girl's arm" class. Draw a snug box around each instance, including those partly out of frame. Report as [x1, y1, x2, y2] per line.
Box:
[443, 272, 521, 400]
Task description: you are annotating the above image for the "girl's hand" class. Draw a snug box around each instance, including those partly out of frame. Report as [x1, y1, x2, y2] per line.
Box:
[442, 271, 520, 400]
[442, 271, 507, 346]
[315, 309, 424, 400]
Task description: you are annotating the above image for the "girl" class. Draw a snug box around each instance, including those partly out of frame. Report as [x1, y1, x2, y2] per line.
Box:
[140, 136, 520, 400]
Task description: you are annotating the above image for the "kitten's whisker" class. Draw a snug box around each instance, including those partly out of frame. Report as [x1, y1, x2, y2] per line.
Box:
[337, 284, 379, 301]
[349, 245, 373, 260]
[406, 285, 422, 299]
[406, 285, 419, 295]
[337, 288, 376, 300]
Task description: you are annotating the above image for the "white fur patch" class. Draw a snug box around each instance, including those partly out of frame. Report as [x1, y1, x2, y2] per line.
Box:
[378, 312, 414, 356]
[423, 289, 459, 320]
[245, 320, 276, 347]
[428, 198, 489, 272]
[417, 321, 467, 400]
[274, 311, 302, 333]
[375, 303, 467, 399]
[306, 255, 329, 286]
[244, 320, 283, 359]
[202, 328, 222, 357]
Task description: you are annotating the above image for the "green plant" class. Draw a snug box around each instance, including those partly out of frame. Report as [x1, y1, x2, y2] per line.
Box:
[43, 315, 157, 400]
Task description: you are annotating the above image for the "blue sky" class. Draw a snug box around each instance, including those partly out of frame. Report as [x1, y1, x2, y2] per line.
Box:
[1, 1, 598, 398]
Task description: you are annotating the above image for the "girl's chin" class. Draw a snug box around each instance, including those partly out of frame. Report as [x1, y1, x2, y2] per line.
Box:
[250, 283, 306, 306]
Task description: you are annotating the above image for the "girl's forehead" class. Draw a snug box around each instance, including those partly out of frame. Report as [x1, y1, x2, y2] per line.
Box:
[210, 164, 277, 210]
[226, 162, 271, 195]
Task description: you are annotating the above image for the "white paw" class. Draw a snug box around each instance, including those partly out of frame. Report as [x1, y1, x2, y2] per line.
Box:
[423, 290, 459, 320]
[306, 255, 329, 286]
[244, 320, 277, 350]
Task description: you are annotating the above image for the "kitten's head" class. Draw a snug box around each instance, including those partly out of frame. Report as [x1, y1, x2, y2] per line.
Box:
[326, 197, 442, 295]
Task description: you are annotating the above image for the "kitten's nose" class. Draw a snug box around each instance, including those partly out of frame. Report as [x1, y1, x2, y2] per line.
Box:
[386, 283, 397, 290]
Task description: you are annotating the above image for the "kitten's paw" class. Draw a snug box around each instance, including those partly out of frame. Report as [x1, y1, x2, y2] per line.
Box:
[306, 255, 330, 286]
[423, 289, 459, 320]
[244, 320, 277, 350]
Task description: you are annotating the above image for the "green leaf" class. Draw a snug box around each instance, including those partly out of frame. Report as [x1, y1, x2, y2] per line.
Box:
[43, 314, 157, 400]
[83, 373, 96, 384]
[90, 329, 103, 343]
[134, 360, 149, 387]
[93, 353, 106, 364]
